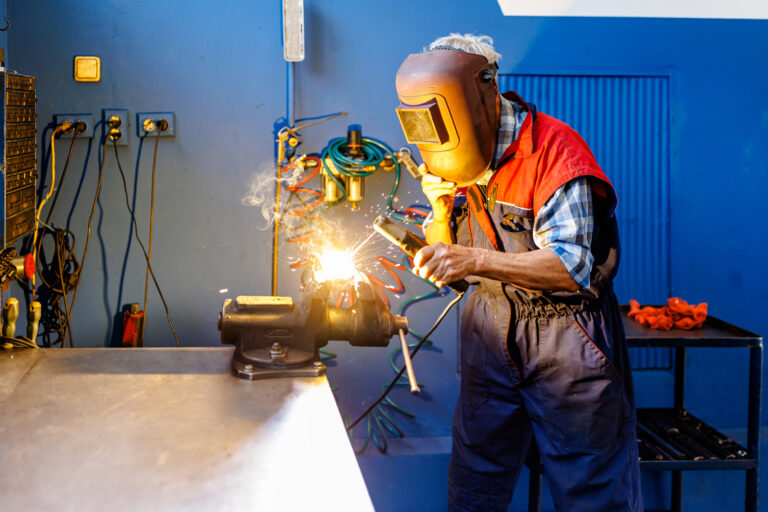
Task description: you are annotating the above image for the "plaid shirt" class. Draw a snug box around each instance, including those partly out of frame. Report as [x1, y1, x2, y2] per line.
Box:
[493, 95, 594, 289]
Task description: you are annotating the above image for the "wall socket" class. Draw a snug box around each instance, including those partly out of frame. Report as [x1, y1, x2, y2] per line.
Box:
[102, 108, 129, 146]
[54, 113, 95, 138]
[136, 112, 175, 137]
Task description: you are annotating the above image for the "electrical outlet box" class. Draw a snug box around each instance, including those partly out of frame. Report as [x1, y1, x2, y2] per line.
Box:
[54, 113, 95, 139]
[102, 108, 129, 146]
[136, 112, 175, 137]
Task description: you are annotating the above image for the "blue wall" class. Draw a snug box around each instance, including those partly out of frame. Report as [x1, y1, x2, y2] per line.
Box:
[0, 0, 6, 53]
[8, 1, 768, 510]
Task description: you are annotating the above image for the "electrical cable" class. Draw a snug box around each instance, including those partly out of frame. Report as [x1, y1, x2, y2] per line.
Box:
[141, 135, 160, 346]
[110, 141, 181, 347]
[41, 133, 80, 346]
[44, 130, 79, 225]
[65, 135, 110, 347]
[1, 335, 39, 350]
[346, 289, 465, 431]
[30, 127, 81, 347]
[32, 123, 71, 299]
[53, 228, 76, 347]
[28, 226, 79, 348]
[33, 227, 80, 348]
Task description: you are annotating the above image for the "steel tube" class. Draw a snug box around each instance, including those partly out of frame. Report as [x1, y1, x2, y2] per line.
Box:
[399, 329, 419, 395]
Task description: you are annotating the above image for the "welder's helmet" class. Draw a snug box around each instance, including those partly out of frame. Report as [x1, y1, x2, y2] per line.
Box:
[395, 49, 499, 186]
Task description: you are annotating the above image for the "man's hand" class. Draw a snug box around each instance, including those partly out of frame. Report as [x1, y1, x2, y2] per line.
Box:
[413, 242, 477, 288]
[421, 166, 456, 223]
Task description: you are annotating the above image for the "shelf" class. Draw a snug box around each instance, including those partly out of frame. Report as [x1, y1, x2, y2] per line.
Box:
[638, 408, 750, 470]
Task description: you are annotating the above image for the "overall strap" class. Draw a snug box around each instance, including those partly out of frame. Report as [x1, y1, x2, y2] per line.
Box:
[466, 184, 504, 252]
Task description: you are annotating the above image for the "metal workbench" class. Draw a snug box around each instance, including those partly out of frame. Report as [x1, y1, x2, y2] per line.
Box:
[0, 348, 374, 512]
[526, 309, 762, 512]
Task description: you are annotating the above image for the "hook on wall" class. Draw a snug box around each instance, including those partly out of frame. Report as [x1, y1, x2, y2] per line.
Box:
[0, 17, 10, 32]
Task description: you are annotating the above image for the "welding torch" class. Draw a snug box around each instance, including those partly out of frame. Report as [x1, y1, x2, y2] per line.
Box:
[372, 216, 469, 294]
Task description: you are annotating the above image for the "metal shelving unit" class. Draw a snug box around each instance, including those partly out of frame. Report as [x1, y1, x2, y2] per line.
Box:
[526, 308, 762, 512]
[625, 308, 762, 512]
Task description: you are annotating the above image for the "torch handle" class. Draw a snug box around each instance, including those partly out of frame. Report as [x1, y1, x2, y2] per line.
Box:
[398, 329, 420, 395]
[373, 216, 470, 294]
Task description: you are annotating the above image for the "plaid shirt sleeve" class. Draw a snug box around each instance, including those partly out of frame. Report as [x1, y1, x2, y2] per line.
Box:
[533, 177, 594, 289]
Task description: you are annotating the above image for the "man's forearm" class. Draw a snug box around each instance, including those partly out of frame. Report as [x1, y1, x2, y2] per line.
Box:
[424, 218, 456, 245]
[474, 246, 580, 292]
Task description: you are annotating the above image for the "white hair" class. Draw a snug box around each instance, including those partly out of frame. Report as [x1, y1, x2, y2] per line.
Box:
[427, 33, 501, 65]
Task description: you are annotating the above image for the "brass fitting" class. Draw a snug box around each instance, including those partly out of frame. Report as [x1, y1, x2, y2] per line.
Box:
[2, 298, 19, 338]
[27, 302, 41, 341]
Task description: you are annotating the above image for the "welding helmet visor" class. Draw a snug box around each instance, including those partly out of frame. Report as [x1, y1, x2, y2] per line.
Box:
[395, 49, 498, 186]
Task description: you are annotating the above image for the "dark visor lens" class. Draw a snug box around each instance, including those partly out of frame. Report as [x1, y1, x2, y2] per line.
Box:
[396, 99, 448, 144]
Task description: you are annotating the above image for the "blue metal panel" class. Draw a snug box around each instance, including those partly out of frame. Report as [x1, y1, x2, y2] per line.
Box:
[498, 74, 671, 369]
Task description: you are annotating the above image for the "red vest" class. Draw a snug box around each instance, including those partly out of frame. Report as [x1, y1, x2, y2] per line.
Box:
[465, 91, 617, 251]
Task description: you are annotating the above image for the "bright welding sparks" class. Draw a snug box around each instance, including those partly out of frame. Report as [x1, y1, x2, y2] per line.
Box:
[314, 248, 358, 282]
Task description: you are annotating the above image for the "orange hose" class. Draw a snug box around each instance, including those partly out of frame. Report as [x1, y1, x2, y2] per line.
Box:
[364, 257, 407, 309]
[405, 207, 429, 220]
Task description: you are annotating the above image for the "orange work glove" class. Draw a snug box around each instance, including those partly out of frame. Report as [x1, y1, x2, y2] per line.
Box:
[628, 298, 707, 330]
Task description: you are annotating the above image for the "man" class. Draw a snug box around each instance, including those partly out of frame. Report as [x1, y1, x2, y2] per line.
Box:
[395, 34, 642, 511]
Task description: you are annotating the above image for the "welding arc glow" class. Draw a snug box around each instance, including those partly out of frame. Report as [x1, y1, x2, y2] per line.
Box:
[314, 249, 358, 282]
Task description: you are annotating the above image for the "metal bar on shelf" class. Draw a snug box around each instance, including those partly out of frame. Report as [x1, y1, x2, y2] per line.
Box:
[671, 471, 682, 512]
[746, 344, 763, 512]
[527, 458, 543, 512]
[640, 459, 758, 471]
[672, 347, 686, 512]
[673, 347, 685, 410]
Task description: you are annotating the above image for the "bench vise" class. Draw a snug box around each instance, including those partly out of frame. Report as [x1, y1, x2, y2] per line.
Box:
[218, 277, 408, 380]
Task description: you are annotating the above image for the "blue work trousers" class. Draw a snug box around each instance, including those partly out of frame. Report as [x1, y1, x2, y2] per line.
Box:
[448, 291, 643, 512]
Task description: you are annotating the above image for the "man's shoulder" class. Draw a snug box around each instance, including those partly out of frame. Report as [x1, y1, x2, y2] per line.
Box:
[534, 112, 583, 143]
[533, 112, 595, 161]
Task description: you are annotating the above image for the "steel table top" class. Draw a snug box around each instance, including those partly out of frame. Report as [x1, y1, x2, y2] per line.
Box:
[0, 348, 374, 512]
